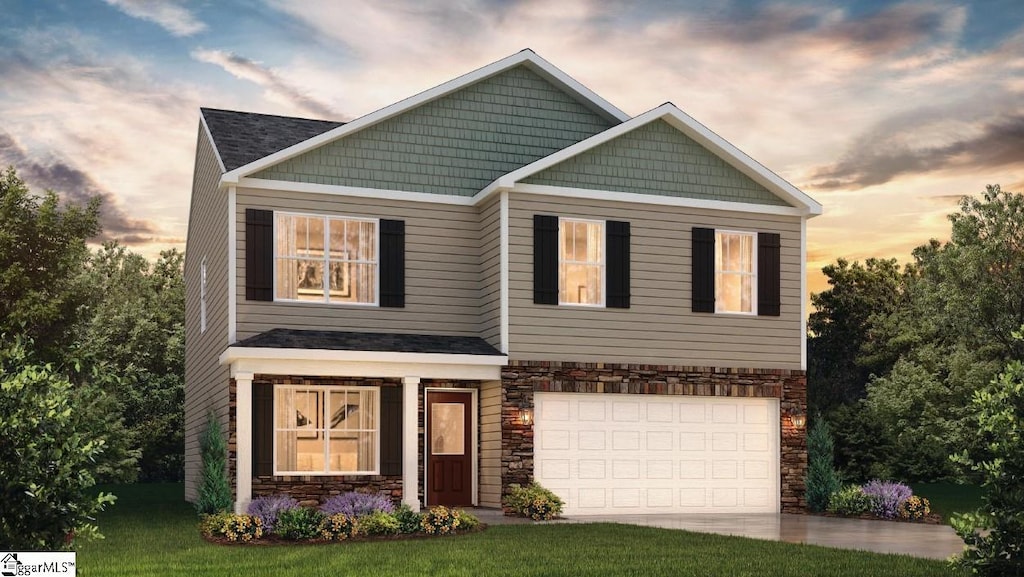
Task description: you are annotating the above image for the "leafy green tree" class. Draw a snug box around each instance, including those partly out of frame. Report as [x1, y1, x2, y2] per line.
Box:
[951, 354, 1024, 575]
[195, 411, 232, 515]
[805, 416, 841, 512]
[0, 167, 100, 361]
[73, 244, 184, 481]
[0, 338, 116, 549]
[827, 401, 893, 482]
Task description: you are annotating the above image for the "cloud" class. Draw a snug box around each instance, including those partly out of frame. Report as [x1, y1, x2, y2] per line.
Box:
[0, 131, 157, 242]
[102, 0, 206, 36]
[191, 49, 337, 118]
[809, 114, 1024, 190]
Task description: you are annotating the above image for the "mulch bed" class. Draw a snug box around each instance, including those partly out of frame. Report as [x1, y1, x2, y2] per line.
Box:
[202, 524, 487, 546]
[818, 512, 944, 525]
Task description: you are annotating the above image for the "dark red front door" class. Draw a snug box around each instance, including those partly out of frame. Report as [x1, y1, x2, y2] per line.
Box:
[426, 391, 472, 506]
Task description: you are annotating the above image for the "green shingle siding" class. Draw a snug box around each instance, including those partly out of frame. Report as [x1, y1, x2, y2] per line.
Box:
[523, 120, 790, 206]
[253, 66, 614, 196]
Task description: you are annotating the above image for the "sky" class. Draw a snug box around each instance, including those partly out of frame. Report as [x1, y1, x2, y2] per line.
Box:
[2, 0, 1023, 297]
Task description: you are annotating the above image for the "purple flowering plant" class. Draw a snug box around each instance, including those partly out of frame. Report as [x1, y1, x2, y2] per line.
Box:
[861, 480, 913, 519]
[320, 492, 395, 517]
[246, 494, 299, 531]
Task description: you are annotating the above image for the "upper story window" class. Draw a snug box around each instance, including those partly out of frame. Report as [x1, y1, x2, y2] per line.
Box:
[275, 385, 379, 475]
[559, 218, 604, 306]
[715, 230, 756, 314]
[275, 213, 378, 305]
[200, 256, 207, 333]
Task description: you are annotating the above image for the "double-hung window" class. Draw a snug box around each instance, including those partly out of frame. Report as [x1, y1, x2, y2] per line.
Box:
[274, 386, 379, 475]
[559, 218, 604, 306]
[714, 230, 756, 314]
[275, 213, 378, 304]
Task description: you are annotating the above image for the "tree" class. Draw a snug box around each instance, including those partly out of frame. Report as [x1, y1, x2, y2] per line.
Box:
[951, 355, 1024, 575]
[0, 338, 116, 549]
[73, 244, 185, 481]
[0, 167, 100, 361]
[805, 416, 841, 512]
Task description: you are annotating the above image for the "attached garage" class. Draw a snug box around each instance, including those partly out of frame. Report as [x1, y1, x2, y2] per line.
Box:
[534, 392, 780, 515]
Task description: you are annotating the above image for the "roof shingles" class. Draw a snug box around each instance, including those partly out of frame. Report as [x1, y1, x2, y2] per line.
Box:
[233, 328, 504, 356]
[201, 108, 342, 172]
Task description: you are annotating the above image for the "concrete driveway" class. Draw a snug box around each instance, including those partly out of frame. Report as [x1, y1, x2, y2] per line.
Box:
[559, 513, 965, 559]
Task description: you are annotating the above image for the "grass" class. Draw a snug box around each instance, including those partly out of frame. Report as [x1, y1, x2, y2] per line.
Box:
[912, 482, 985, 521]
[79, 484, 960, 577]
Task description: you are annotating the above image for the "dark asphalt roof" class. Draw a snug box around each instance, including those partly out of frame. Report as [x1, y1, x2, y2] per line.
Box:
[233, 328, 505, 356]
[201, 108, 343, 172]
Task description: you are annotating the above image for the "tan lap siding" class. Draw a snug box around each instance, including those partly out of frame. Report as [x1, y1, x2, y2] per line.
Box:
[478, 380, 502, 508]
[478, 194, 502, 349]
[236, 188, 483, 339]
[184, 126, 231, 501]
[507, 193, 802, 369]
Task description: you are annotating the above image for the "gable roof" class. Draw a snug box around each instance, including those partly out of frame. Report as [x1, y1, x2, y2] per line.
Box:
[220, 49, 629, 185]
[201, 108, 342, 172]
[481, 103, 823, 216]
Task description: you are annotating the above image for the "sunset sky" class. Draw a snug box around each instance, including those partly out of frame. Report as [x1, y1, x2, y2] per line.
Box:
[2, 0, 1022, 297]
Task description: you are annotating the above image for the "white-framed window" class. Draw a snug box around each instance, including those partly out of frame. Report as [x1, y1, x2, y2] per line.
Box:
[274, 213, 378, 305]
[559, 218, 604, 306]
[715, 230, 756, 314]
[274, 386, 379, 475]
[199, 256, 207, 334]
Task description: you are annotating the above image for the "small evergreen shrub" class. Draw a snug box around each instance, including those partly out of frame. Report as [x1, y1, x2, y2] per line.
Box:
[421, 506, 462, 534]
[195, 411, 232, 515]
[356, 511, 400, 536]
[274, 507, 326, 540]
[457, 510, 481, 531]
[320, 491, 395, 517]
[826, 485, 873, 516]
[805, 416, 841, 513]
[200, 513, 264, 542]
[394, 504, 423, 534]
[503, 481, 563, 520]
[320, 513, 357, 541]
[898, 495, 931, 521]
[862, 480, 912, 519]
[246, 494, 299, 532]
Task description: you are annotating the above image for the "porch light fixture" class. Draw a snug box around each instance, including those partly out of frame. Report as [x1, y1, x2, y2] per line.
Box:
[517, 405, 534, 426]
[790, 410, 806, 429]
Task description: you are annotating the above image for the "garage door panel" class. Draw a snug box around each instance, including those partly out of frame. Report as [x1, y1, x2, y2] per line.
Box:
[535, 392, 779, 515]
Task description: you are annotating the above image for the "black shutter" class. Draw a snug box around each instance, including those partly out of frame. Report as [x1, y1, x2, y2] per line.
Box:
[758, 232, 781, 316]
[245, 209, 274, 301]
[379, 219, 405, 308]
[692, 227, 715, 313]
[379, 386, 402, 476]
[606, 220, 630, 308]
[252, 383, 274, 477]
[533, 215, 558, 305]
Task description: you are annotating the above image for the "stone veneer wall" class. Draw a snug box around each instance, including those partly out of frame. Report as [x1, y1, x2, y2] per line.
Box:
[500, 361, 807, 513]
[229, 376, 481, 508]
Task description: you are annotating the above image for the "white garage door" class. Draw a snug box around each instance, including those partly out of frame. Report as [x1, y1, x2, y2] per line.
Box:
[534, 393, 780, 515]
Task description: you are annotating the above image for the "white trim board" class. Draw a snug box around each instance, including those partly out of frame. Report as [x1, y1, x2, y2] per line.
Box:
[221, 50, 629, 185]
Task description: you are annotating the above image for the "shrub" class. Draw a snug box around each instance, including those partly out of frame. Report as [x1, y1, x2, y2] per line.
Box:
[320, 492, 395, 518]
[951, 357, 1024, 576]
[357, 511, 400, 536]
[421, 506, 463, 535]
[274, 507, 325, 540]
[320, 513, 357, 541]
[199, 513, 264, 542]
[246, 494, 299, 532]
[826, 485, 873, 516]
[503, 481, 563, 520]
[898, 495, 931, 521]
[457, 510, 481, 531]
[862, 480, 912, 519]
[394, 504, 423, 534]
[805, 415, 841, 512]
[194, 411, 232, 515]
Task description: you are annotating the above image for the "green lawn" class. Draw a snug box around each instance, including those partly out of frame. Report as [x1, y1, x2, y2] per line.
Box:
[912, 483, 985, 521]
[80, 484, 959, 577]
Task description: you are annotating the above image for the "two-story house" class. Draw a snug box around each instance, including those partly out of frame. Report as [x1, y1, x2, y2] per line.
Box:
[185, 49, 821, 516]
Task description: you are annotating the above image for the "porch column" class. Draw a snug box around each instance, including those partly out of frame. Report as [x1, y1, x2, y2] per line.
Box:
[234, 371, 254, 514]
[402, 376, 421, 512]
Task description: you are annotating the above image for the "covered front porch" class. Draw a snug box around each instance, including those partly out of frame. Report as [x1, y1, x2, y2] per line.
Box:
[218, 329, 506, 514]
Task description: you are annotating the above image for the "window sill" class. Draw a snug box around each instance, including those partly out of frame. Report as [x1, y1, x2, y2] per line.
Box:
[272, 298, 380, 308]
[713, 311, 758, 317]
[272, 471, 381, 477]
[556, 302, 606, 309]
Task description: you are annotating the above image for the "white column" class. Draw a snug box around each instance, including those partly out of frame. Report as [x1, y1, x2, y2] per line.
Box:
[234, 371, 254, 515]
[402, 376, 421, 512]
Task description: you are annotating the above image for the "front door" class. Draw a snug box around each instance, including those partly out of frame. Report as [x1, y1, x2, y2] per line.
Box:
[426, 391, 473, 507]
